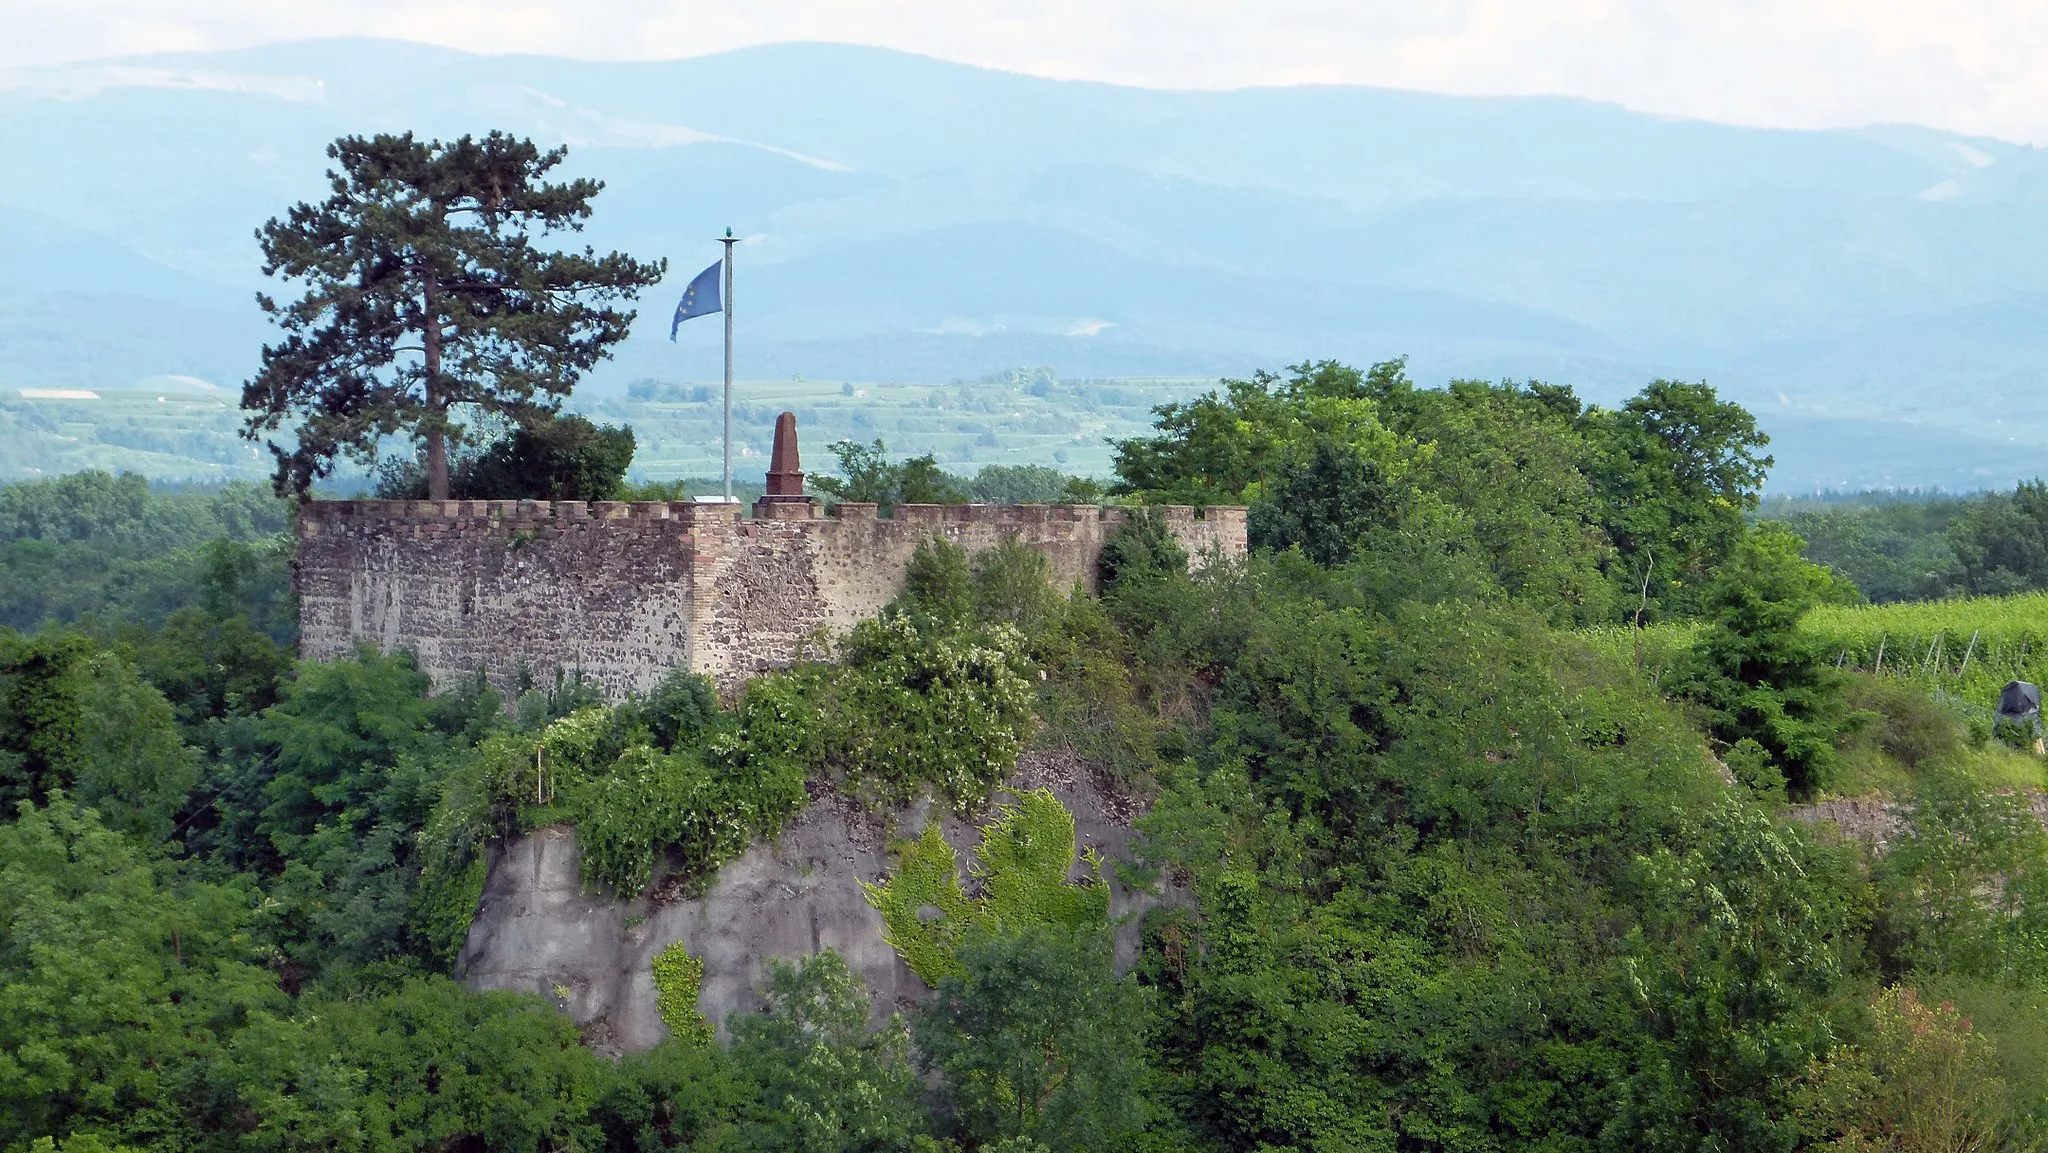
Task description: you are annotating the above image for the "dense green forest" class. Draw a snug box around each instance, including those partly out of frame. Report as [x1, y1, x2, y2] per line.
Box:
[6, 360, 2048, 1152]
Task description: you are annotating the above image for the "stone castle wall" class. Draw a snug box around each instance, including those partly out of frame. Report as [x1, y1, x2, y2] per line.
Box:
[296, 498, 1247, 697]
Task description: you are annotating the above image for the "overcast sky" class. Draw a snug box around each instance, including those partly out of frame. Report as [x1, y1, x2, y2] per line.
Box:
[9, 0, 2048, 144]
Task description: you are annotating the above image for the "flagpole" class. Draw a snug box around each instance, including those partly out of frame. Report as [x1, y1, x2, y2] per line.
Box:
[720, 228, 737, 503]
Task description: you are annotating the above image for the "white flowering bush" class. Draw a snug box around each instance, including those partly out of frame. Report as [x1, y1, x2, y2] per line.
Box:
[834, 614, 1036, 804]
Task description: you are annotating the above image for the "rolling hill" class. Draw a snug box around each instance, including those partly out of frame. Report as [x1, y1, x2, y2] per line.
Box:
[3, 38, 2046, 489]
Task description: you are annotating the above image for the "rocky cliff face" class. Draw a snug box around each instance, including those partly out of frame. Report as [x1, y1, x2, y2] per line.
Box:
[458, 752, 1171, 1054]
[1785, 789, 2048, 853]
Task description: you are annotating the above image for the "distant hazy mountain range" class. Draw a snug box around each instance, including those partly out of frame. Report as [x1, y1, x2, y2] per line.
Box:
[4, 38, 2047, 490]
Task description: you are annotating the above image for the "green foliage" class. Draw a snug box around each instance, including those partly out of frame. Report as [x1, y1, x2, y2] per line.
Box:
[220, 647, 502, 968]
[1763, 489, 1971, 603]
[912, 925, 1150, 1152]
[585, 1036, 751, 1152]
[1672, 523, 1859, 797]
[900, 536, 974, 629]
[865, 790, 1108, 985]
[724, 949, 927, 1153]
[418, 610, 1034, 897]
[616, 475, 692, 501]
[566, 738, 793, 898]
[1594, 587, 2048, 734]
[310, 977, 605, 1153]
[1111, 359, 1399, 507]
[965, 464, 1073, 504]
[970, 790, 1109, 935]
[117, 603, 293, 737]
[244, 131, 665, 497]
[1114, 360, 1767, 624]
[637, 667, 722, 751]
[1797, 986, 2017, 1153]
[1620, 802, 1870, 1150]
[652, 941, 713, 1044]
[1724, 736, 1787, 802]
[1873, 766, 2048, 984]
[0, 796, 282, 1150]
[1126, 581, 1799, 1151]
[864, 821, 976, 984]
[812, 438, 970, 508]
[801, 441, 1100, 510]
[833, 615, 1035, 804]
[424, 694, 805, 897]
[1842, 674, 1965, 773]
[1098, 507, 1188, 599]
[1247, 434, 1408, 567]
[409, 853, 488, 969]
[1342, 373, 1617, 623]
[812, 438, 896, 503]
[377, 412, 639, 501]
[898, 454, 966, 505]
[1586, 378, 1773, 614]
[28, 1135, 142, 1153]
[0, 630, 203, 840]
[0, 472, 294, 640]
[969, 536, 1064, 636]
[1948, 478, 2048, 596]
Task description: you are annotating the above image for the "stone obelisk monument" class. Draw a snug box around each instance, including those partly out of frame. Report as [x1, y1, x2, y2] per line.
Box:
[756, 411, 812, 519]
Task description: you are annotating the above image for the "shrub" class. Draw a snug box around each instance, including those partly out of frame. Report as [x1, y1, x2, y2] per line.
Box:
[1844, 675, 1963, 771]
[901, 536, 973, 629]
[1672, 523, 1856, 797]
[422, 686, 812, 897]
[835, 616, 1034, 804]
[637, 668, 721, 752]
[1799, 986, 2013, 1152]
[1098, 507, 1186, 597]
[378, 414, 636, 501]
[971, 536, 1064, 638]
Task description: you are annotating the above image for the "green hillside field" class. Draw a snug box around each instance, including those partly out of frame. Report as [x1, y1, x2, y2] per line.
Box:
[0, 372, 1212, 486]
[1588, 591, 2048, 794]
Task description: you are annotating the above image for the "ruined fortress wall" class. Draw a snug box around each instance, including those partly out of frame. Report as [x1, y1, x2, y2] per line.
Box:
[297, 498, 1247, 696]
[297, 499, 705, 699]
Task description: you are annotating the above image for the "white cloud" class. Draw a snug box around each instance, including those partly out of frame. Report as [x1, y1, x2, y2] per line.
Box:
[7, 0, 2048, 141]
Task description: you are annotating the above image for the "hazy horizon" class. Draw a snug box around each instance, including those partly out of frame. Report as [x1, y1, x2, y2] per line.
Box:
[9, 3, 2048, 144]
[6, 33, 2048, 492]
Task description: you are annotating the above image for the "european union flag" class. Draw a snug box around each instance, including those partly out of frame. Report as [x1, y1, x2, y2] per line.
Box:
[669, 260, 722, 339]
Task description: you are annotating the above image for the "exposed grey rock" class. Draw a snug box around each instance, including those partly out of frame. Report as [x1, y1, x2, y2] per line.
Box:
[1784, 796, 1906, 851]
[460, 752, 1176, 1054]
[1784, 789, 2048, 853]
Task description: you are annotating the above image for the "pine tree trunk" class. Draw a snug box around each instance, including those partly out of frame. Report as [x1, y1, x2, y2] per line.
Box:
[426, 427, 448, 501]
[423, 275, 449, 501]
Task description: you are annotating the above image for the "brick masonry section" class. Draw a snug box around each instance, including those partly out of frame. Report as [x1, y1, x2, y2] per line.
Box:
[296, 498, 1249, 698]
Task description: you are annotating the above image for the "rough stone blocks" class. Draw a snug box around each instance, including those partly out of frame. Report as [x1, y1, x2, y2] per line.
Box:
[296, 498, 1248, 698]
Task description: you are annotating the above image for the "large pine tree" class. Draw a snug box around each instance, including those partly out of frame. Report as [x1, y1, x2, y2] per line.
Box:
[241, 132, 665, 498]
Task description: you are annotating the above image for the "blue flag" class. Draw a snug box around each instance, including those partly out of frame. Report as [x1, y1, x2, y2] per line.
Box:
[670, 260, 722, 339]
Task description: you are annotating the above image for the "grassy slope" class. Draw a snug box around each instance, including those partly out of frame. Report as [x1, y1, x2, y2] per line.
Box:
[1584, 591, 2048, 797]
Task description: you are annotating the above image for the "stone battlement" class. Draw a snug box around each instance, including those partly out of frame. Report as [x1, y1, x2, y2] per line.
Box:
[296, 497, 1235, 529]
[297, 496, 1247, 698]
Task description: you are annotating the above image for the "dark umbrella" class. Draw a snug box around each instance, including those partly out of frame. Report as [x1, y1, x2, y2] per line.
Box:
[1998, 680, 2042, 721]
